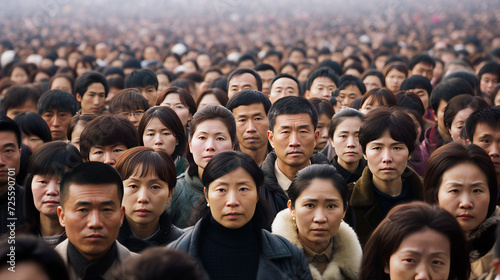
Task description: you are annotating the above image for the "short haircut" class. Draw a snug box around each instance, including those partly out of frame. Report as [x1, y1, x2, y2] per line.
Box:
[60, 162, 124, 207]
[288, 164, 347, 210]
[400, 75, 433, 96]
[443, 95, 488, 130]
[0, 115, 21, 148]
[478, 62, 500, 79]
[408, 54, 436, 70]
[382, 62, 408, 78]
[37, 90, 78, 115]
[317, 59, 343, 77]
[227, 68, 263, 91]
[1, 85, 41, 115]
[226, 89, 271, 115]
[115, 147, 176, 193]
[309, 97, 334, 119]
[338, 75, 366, 94]
[196, 88, 229, 108]
[156, 69, 177, 84]
[74, 71, 109, 98]
[104, 66, 125, 78]
[424, 143, 498, 219]
[464, 106, 500, 142]
[123, 58, 141, 69]
[305, 67, 339, 90]
[360, 88, 397, 108]
[361, 70, 386, 87]
[429, 78, 474, 112]
[14, 112, 52, 143]
[254, 63, 277, 74]
[268, 96, 318, 132]
[329, 107, 364, 139]
[443, 71, 479, 95]
[49, 74, 75, 91]
[491, 84, 500, 105]
[269, 73, 301, 95]
[155, 87, 197, 116]
[264, 49, 283, 61]
[396, 91, 426, 117]
[108, 88, 150, 114]
[359, 106, 417, 154]
[67, 114, 97, 141]
[79, 115, 139, 160]
[237, 54, 257, 66]
[125, 69, 159, 90]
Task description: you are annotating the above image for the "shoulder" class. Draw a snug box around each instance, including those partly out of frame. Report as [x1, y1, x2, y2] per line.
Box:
[116, 241, 138, 259]
[271, 209, 302, 249]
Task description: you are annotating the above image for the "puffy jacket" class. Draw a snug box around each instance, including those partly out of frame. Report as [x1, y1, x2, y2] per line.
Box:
[168, 168, 204, 228]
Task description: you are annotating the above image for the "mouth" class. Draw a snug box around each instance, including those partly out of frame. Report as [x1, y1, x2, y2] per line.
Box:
[311, 228, 328, 234]
[458, 214, 473, 220]
[135, 209, 151, 216]
[85, 234, 105, 241]
[244, 137, 259, 142]
[43, 200, 60, 206]
[381, 167, 395, 172]
[203, 155, 214, 161]
[344, 151, 357, 156]
[224, 213, 242, 219]
[287, 151, 303, 156]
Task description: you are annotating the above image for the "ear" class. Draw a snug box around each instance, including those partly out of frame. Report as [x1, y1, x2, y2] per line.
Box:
[76, 93, 82, 103]
[466, 139, 471, 144]
[267, 130, 275, 149]
[119, 206, 125, 227]
[431, 109, 437, 121]
[363, 153, 367, 160]
[330, 138, 335, 148]
[313, 128, 320, 144]
[188, 139, 193, 154]
[203, 187, 209, 204]
[287, 200, 295, 216]
[304, 90, 310, 99]
[342, 202, 348, 219]
[166, 189, 174, 204]
[384, 263, 390, 274]
[57, 206, 65, 227]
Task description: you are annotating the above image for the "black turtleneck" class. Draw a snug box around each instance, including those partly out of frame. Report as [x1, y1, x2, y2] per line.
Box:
[199, 217, 260, 280]
[67, 241, 117, 280]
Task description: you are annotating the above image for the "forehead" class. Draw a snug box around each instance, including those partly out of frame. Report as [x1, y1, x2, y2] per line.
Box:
[229, 73, 257, 86]
[232, 103, 266, 115]
[481, 73, 499, 80]
[274, 113, 313, 127]
[414, 62, 433, 69]
[65, 183, 120, 204]
[272, 78, 298, 89]
[473, 122, 500, 138]
[311, 77, 335, 86]
[257, 70, 275, 79]
[339, 85, 361, 95]
[0, 131, 19, 147]
[367, 130, 399, 145]
[163, 93, 182, 103]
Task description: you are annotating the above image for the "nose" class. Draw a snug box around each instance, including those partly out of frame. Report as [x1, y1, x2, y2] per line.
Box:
[289, 131, 300, 147]
[313, 208, 327, 223]
[104, 151, 115, 166]
[87, 209, 103, 229]
[153, 133, 163, 146]
[459, 193, 473, 209]
[93, 96, 100, 105]
[381, 148, 393, 163]
[205, 137, 216, 151]
[137, 186, 149, 204]
[246, 119, 256, 133]
[51, 116, 60, 127]
[46, 180, 59, 196]
[321, 90, 331, 99]
[347, 135, 356, 147]
[129, 114, 138, 123]
[225, 190, 240, 207]
[489, 141, 500, 159]
[414, 263, 430, 280]
[341, 97, 350, 107]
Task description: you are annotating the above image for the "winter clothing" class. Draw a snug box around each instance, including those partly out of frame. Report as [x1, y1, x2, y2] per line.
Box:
[168, 168, 204, 228]
[469, 207, 500, 280]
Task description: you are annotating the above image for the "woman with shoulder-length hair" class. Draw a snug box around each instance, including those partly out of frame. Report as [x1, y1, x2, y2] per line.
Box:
[168, 151, 313, 280]
[272, 164, 362, 280]
[424, 142, 499, 279]
[361, 201, 470, 280]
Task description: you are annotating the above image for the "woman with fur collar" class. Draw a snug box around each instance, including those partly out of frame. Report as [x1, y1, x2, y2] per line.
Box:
[272, 164, 362, 280]
[424, 143, 500, 279]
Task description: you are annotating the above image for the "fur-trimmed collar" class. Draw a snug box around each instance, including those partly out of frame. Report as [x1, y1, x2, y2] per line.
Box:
[271, 209, 362, 280]
[467, 206, 500, 262]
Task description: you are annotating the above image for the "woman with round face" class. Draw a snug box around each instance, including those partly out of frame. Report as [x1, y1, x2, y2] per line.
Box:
[272, 164, 362, 280]
[424, 143, 499, 279]
[138, 106, 187, 175]
[383, 63, 408, 93]
[115, 147, 183, 252]
[359, 88, 397, 115]
[22, 142, 82, 247]
[444, 95, 488, 144]
[360, 202, 470, 280]
[9, 64, 30, 85]
[168, 105, 236, 228]
[14, 112, 52, 153]
[157, 87, 197, 129]
[168, 151, 312, 279]
[195, 88, 228, 110]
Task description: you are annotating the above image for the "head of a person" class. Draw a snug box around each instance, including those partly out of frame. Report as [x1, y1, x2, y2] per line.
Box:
[115, 147, 176, 230]
[304, 67, 339, 101]
[200, 151, 272, 229]
[0, 115, 21, 187]
[408, 54, 435, 80]
[444, 95, 488, 144]
[196, 88, 228, 110]
[359, 88, 397, 115]
[336, 75, 367, 108]
[400, 75, 433, 112]
[268, 96, 319, 170]
[125, 69, 159, 106]
[288, 47, 306, 66]
[383, 63, 408, 92]
[156, 68, 177, 94]
[360, 202, 470, 280]
[254, 63, 276, 96]
[0, 235, 69, 280]
[286, 164, 348, 252]
[80, 114, 139, 166]
[309, 98, 334, 152]
[362, 70, 385, 93]
[156, 87, 197, 128]
[57, 162, 124, 261]
[329, 108, 365, 167]
[226, 89, 271, 152]
[263, 49, 283, 72]
[109, 88, 150, 129]
[37, 89, 78, 141]
[424, 143, 498, 233]
[396, 92, 425, 143]
[24, 142, 82, 231]
[138, 106, 186, 159]
[75, 56, 96, 77]
[359, 107, 416, 183]
[444, 71, 480, 96]
[1, 85, 41, 120]
[13, 112, 52, 153]
[268, 73, 301, 104]
[67, 114, 97, 151]
[227, 68, 262, 99]
[478, 62, 500, 96]
[187, 105, 236, 178]
[8, 63, 30, 85]
[74, 71, 109, 115]
[49, 74, 74, 93]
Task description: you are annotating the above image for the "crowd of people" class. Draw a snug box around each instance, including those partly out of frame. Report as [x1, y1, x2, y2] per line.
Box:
[1, 1, 500, 279]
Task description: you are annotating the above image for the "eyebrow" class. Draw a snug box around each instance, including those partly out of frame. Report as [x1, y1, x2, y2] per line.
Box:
[370, 141, 405, 146]
[1, 143, 18, 149]
[237, 112, 265, 118]
[75, 200, 117, 207]
[278, 124, 311, 129]
[301, 198, 341, 202]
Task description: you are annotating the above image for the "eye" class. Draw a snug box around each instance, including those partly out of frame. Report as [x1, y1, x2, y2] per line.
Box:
[113, 148, 124, 153]
[239, 187, 249, 192]
[449, 189, 459, 194]
[151, 185, 161, 190]
[403, 258, 415, 263]
[473, 188, 484, 194]
[215, 188, 226, 193]
[146, 132, 154, 137]
[93, 150, 103, 155]
[327, 204, 336, 209]
[432, 260, 445, 265]
[77, 208, 88, 213]
[216, 137, 226, 141]
[163, 131, 172, 136]
[304, 203, 314, 209]
[198, 135, 206, 140]
[128, 184, 139, 189]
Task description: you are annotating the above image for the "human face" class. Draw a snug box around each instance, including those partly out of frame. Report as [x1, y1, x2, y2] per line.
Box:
[363, 75, 382, 93]
[204, 167, 258, 229]
[6, 100, 37, 120]
[269, 77, 300, 104]
[365, 130, 410, 188]
[472, 123, 500, 176]
[386, 228, 451, 280]
[41, 109, 72, 141]
[385, 69, 406, 92]
[32, 175, 60, 217]
[480, 73, 499, 96]
[0, 131, 20, 188]
[337, 85, 362, 108]
[189, 119, 233, 173]
[50, 77, 72, 93]
[163, 56, 179, 71]
[76, 62, 92, 77]
[332, 118, 363, 167]
[233, 103, 269, 151]
[360, 96, 382, 115]
[289, 51, 305, 66]
[117, 110, 145, 130]
[197, 94, 221, 109]
[160, 93, 191, 127]
[140, 86, 158, 107]
[22, 133, 44, 153]
[268, 113, 319, 170]
[307, 77, 337, 101]
[437, 163, 489, 232]
[411, 62, 434, 80]
[142, 118, 177, 156]
[257, 70, 275, 96]
[10, 67, 29, 84]
[449, 108, 473, 144]
[58, 183, 124, 261]
[70, 123, 85, 151]
[289, 179, 345, 253]
[228, 73, 258, 98]
[123, 168, 171, 228]
[408, 88, 429, 112]
[76, 83, 106, 115]
[156, 74, 170, 95]
[315, 114, 330, 152]
[88, 144, 127, 167]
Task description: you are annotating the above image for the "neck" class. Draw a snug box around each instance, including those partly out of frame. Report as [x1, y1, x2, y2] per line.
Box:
[127, 216, 159, 239]
[277, 159, 309, 181]
[239, 145, 268, 166]
[338, 158, 359, 173]
[372, 175, 403, 197]
[299, 233, 330, 253]
[437, 125, 452, 143]
[198, 166, 204, 178]
[39, 214, 64, 237]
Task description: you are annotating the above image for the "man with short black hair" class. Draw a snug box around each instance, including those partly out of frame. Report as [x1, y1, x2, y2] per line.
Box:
[408, 54, 435, 80]
[125, 69, 159, 106]
[74, 71, 109, 115]
[38, 89, 78, 141]
[227, 68, 262, 98]
[254, 63, 276, 97]
[268, 74, 300, 104]
[304, 67, 339, 100]
[478, 62, 500, 99]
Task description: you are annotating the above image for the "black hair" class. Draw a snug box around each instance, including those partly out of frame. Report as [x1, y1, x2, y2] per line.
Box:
[37, 90, 78, 115]
[226, 89, 271, 114]
[0, 115, 21, 148]
[108, 88, 150, 114]
[396, 91, 425, 117]
[156, 68, 177, 84]
[123, 58, 141, 69]
[464, 106, 500, 142]
[269, 73, 301, 96]
[478, 62, 500, 79]
[408, 54, 436, 70]
[338, 75, 366, 94]
[362, 70, 386, 87]
[444, 95, 488, 130]
[254, 63, 277, 74]
[429, 78, 474, 112]
[268, 96, 318, 132]
[400, 75, 433, 97]
[13, 112, 52, 143]
[1, 85, 41, 115]
[104, 66, 125, 78]
[328, 107, 364, 139]
[237, 54, 257, 67]
[227, 68, 263, 91]
[317, 59, 343, 77]
[264, 49, 283, 61]
[74, 71, 109, 98]
[305, 67, 339, 90]
[209, 76, 228, 94]
[125, 69, 159, 90]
